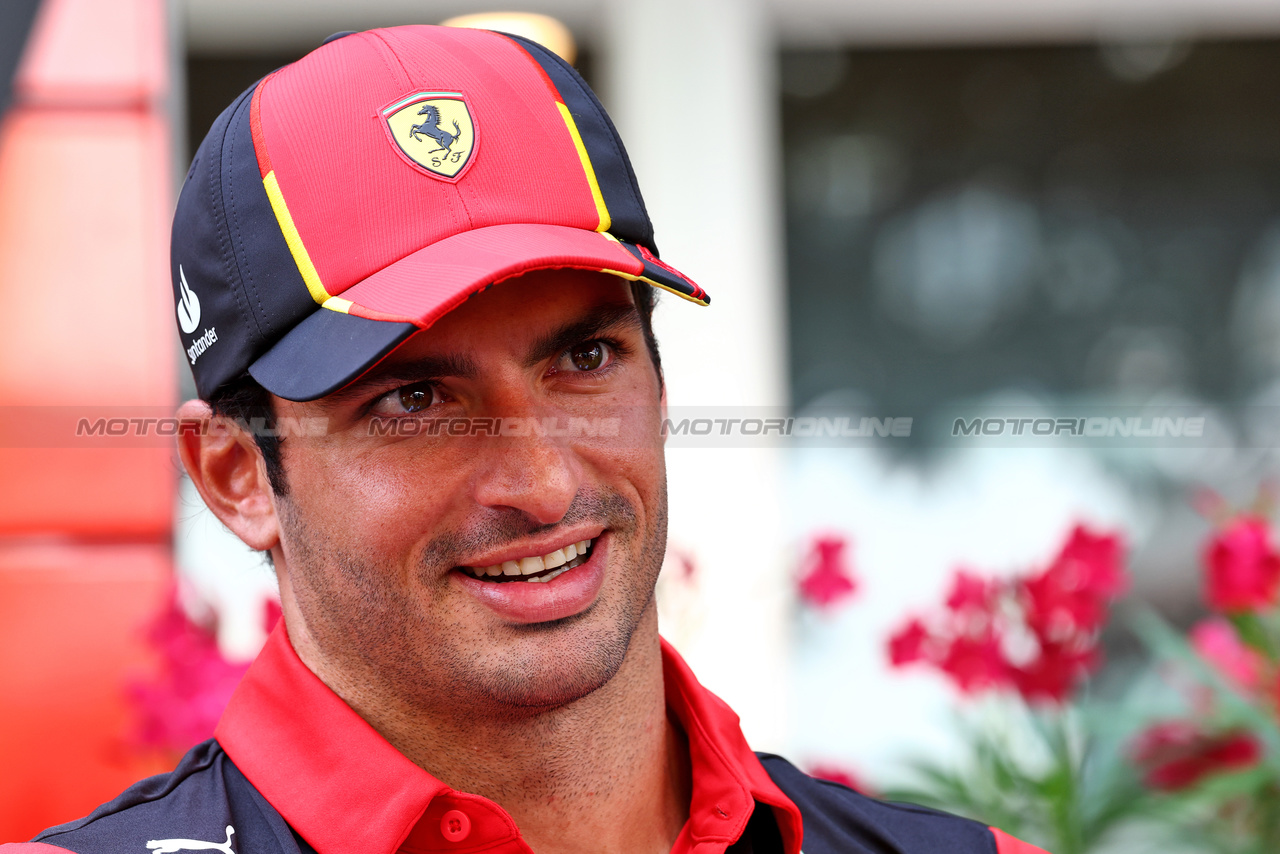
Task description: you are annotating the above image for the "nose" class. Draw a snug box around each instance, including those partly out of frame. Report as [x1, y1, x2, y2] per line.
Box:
[471, 415, 583, 526]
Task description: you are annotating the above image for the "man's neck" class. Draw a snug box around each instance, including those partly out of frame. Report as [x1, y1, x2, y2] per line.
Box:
[303, 607, 691, 854]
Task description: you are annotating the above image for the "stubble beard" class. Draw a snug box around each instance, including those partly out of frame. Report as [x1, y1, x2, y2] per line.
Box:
[278, 479, 669, 723]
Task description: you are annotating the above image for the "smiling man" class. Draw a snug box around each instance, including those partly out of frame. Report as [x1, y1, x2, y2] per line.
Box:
[5, 24, 1045, 854]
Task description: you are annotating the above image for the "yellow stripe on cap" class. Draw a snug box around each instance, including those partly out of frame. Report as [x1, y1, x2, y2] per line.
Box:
[639, 275, 709, 305]
[321, 296, 353, 313]
[263, 171, 330, 304]
[598, 268, 709, 306]
[599, 267, 639, 281]
[556, 102, 611, 233]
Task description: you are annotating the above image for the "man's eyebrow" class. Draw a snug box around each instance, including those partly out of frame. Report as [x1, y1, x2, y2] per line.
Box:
[321, 353, 479, 407]
[524, 302, 643, 368]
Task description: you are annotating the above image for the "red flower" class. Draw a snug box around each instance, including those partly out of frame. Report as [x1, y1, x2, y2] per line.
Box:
[1010, 640, 1098, 703]
[1130, 721, 1263, 791]
[1023, 527, 1126, 639]
[888, 618, 931, 667]
[127, 591, 280, 755]
[945, 571, 991, 614]
[798, 534, 858, 610]
[1204, 517, 1280, 612]
[884, 525, 1126, 705]
[1189, 618, 1263, 693]
[939, 631, 1009, 693]
[1057, 526, 1128, 597]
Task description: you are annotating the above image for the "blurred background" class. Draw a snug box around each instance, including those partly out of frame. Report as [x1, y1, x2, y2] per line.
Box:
[5, 0, 1280, 845]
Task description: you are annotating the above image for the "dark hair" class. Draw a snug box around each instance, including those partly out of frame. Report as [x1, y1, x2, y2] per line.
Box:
[207, 281, 663, 497]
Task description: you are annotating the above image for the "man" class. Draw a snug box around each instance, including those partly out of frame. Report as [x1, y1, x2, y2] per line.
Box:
[5, 25, 1044, 854]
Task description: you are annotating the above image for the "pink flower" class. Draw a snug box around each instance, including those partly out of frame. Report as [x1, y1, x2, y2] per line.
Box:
[1023, 527, 1127, 639]
[1204, 517, 1280, 612]
[939, 631, 1009, 693]
[127, 591, 279, 755]
[798, 534, 858, 610]
[1130, 721, 1262, 791]
[1056, 526, 1127, 597]
[887, 618, 931, 667]
[884, 525, 1126, 705]
[945, 571, 991, 614]
[1189, 618, 1263, 693]
[1010, 640, 1098, 703]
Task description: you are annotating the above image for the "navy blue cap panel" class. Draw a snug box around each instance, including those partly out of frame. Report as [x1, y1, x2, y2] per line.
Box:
[248, 309, 419, 402]
[171, 74, 329, 400]
[171, 87, 263, 400]
[499, 33, 656, 252]
[619, 242, 710, 304]
[221, 81, 319, 346]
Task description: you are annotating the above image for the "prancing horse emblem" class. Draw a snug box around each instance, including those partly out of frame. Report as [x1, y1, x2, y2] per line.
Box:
[146, 825, 236, 854]
[409, 104, 461, 156]
[381, 92, 476, 179]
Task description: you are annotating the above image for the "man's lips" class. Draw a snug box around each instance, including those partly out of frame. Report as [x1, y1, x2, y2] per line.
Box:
[458, 537, 595, 583]
[452, 534, 608, 624]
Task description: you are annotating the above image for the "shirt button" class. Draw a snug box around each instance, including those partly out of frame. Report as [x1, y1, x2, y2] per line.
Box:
[440, 809, 472, 843]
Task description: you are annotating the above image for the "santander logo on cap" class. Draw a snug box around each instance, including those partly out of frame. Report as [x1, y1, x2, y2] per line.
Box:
[177, 265, 201, 334]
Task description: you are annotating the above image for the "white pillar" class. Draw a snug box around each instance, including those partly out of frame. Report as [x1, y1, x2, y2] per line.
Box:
[601, 0, 791, 751]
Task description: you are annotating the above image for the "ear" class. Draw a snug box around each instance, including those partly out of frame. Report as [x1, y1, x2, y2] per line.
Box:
[177, 399, 281, 552]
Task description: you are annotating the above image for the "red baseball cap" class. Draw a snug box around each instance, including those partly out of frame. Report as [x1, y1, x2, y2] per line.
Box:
[171, 25, 707, 402]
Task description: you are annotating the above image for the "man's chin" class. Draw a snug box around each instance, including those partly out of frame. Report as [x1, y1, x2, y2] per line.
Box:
[454, 618, 641, 716]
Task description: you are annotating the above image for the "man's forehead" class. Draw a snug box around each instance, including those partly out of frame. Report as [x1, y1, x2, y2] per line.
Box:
[310, 272, 642, 401]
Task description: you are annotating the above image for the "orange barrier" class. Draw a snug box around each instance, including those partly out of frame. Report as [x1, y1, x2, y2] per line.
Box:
[0, 0, 175, 838]
[0, 107, 175, 538]
[0, 543, 172, 841]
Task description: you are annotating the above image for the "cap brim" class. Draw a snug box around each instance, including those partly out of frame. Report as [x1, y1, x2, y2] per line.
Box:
[248, 223, 707, 401]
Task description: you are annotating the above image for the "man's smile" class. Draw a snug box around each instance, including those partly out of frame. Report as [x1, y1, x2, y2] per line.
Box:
[452, 533, 612, 624]
[459, 537, 596, 583]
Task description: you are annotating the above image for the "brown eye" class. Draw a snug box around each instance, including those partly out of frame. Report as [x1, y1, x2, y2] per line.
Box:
[568, 342, 607, 371]
[398, 383, 435, 412]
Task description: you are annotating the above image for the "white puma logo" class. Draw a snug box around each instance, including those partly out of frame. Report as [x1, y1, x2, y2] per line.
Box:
[146, 825, 235, 854]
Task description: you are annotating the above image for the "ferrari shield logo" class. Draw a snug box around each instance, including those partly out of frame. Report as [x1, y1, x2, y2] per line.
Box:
[382, 92, 475, 179]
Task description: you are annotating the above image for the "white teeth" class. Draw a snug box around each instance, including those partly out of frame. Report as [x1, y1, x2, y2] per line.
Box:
[467, 538, 595, 579]
[529, 565, 571, 583]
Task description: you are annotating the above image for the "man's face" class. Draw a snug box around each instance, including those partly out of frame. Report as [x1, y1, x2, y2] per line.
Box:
[269, 269, 668, 719]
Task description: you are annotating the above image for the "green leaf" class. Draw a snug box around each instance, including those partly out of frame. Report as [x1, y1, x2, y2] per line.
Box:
[1230, 611, 1278, 662]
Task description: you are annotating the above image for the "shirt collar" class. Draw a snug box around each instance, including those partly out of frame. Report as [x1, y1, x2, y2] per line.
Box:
[216, 626, 801, 854]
